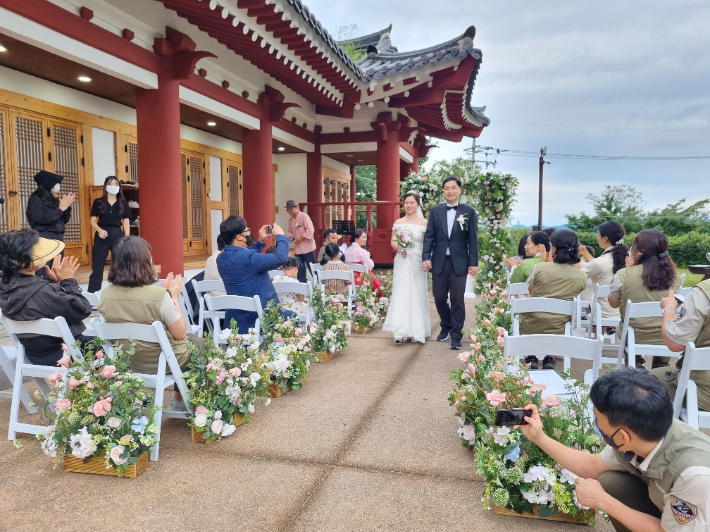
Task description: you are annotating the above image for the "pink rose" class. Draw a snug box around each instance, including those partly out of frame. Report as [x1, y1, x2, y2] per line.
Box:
[294, 328, 303, 335]
[230, 367, 242, 377]
[485, 389, 506, 407]
[115, 381, 122, 387]
[54, 398, 72, 414]
[99, 365, 117, 379]
[48, 370, 64, 385]
[484, 319, 492, 326]
[470, 335, 477, 343]
[195, 406, 209, 415]
[211, 419, 223, 435]
[462, 372, 470, 380]
[528, 383, 547, 395]
[306, 360, 311, 368]
[68, 376, 81, 389]
[457, 352, 471, 363]
[120, 434, 132, 443]
[496, 336, 505, 347]
[472, 343, 481, 352]
[57, 355, 70, 368]
[216, 371, 227, 385]
[468, 363, 476, 376]
[497, 327, 506, 336]
[110, 445, 127, 465]
[543, 394, 561, 409]
[61, 344, 69, 352]
[92, 399, 112, 417]
[95, 350, 104, 360]
[488, 371, 506, 382]
[87, 382, 94, 389]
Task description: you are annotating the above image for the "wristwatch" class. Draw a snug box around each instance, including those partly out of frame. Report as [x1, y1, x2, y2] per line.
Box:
[662, 306, 678, 314]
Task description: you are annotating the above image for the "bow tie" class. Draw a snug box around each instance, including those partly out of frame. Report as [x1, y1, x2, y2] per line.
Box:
[446, 204, 458, 211]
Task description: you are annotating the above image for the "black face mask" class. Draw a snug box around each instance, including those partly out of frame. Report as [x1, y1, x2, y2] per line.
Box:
[595, 418, 627, 451]
[242, 233, 253, 247]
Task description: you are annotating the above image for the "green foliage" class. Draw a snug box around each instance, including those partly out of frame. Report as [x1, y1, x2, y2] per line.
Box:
[333, 24, 366, 63]
[355, 165, 377, 228]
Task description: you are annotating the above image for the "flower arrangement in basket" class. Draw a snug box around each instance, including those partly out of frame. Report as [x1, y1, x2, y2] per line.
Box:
[352, 275, 380, 332]
[399, 172, 442, 217]
[36, 340, 158, 476]
[310, 288, 350, 357]
[376, 270, 393, 318]
[185, 330, 271, 443]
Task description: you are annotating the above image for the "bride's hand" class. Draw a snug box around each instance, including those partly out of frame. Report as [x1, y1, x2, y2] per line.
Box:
[400, 249, 408, 258]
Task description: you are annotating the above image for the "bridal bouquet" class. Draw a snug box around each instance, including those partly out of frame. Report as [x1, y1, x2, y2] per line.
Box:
[394, 226, 415, 255]
[36, 339, 159, 476]
[186, 330, 271, 443]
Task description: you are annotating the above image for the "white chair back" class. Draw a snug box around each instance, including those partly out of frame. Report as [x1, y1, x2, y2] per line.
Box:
[507, 282, 529, 298]
[317, 269, 355, 315]
[679, 273, 687, 289]
[309, 262, 323, 278]
[178, 294, 200, 335]
[617, 300, 678, 368]
[191, 279, 226, 337]
[272, 281, 313, 323]
[585, 284, 619, 364]
[506, 265, 517, 283]
[81, 290, 100, 309]
[675, 342, 710, 428]
[347, 263, 368, 274]
[90, 319, 192, 461]
[268, 269, 283, 280]
[204, 294, 263, 341]
[1, 313, 81, 439]
[154, 279, 166, 286]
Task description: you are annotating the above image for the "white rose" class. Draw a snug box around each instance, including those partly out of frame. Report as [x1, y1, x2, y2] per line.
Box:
[211, 419, 223, 435]
[106, 417, 122, 429]
[194, 413, 207, 427]
[220, 423, 236, 437]
[110, 445, 128, 465]
[214, 411, 222, 419]
[248, 403, 255, 414]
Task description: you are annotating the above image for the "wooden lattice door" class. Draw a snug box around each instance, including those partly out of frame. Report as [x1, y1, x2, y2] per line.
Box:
[0, 107, 9, 235]
[181, 151, 207, 255]
[227, 162, 243, 217]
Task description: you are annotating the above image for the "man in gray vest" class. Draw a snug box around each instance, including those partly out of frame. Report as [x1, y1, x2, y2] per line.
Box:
[518, 367, 710, 532]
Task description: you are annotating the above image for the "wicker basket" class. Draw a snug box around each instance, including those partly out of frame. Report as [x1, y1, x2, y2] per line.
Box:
[317, 351, 337, 363]
[63, 452, 149, 479]
[493, 504, 593, 524]
[353, 325, 373, 334]
[269, 382, 290, 398]
[191, 413, 246, 444]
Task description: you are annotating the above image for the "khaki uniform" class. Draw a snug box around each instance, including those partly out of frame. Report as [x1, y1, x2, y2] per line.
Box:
[519, 262, 587, 335]
[650, 280, 710, 411]
[599, 419, 710, 532]
[98, 284, 192, 374]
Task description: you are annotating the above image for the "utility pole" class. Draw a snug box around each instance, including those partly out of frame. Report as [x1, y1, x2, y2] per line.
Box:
[538, 147, 547, 230]
[471, 138, 476, 175]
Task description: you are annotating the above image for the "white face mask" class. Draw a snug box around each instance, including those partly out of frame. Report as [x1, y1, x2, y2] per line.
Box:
[51, 183, 60, 193]
[106, 185, 120, 195]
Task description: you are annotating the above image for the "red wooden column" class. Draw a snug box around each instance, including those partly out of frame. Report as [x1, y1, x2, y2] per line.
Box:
[242, 120, 273, 232]
[136, 28, 214, 275]
[350, 165, 357, 221]
[306, 143, 323, 240]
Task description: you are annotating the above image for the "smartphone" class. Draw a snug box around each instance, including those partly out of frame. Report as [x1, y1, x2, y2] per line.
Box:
[495, 408, 532, 427]
[675, 294, 685, 305]
[267, 225, 273, 234]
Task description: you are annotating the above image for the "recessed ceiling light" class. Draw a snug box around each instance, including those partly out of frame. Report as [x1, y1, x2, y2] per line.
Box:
[207, 121, 216, 126]
[346, 154, 353, 157]
[78, 76, 92, 82]
[277, 146, 285, 151]
[0, 45, 7, 52]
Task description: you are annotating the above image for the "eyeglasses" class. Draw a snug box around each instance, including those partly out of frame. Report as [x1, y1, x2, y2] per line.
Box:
[243, 227, 251, 234]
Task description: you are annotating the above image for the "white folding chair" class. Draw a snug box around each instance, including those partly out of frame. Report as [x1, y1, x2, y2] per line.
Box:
[347, 263, 368, 274]
[178, 294, 200, 335]
[506, 265, 517, 283]
[585, 284, 620, 364]
[91, 319, 192, 461]
[317, 270, 355, 315]
[504, 332, 603, 385]
[675, 342, 710, 429]
[679, 287, 692, 297]
[191, 279, 226, 337]
[617, 300, 680, 370]
[81, 289, 101, 309]
[2, 314, 82, 440]
[154, 279, 166, 287]
[272, 281, 313, 324]
[0, 345, 36, 415]
[309, 262, 323, 279]
[511, 297, 577, 371]
[268, 269, 283, 280]
[205, 294, 262, 342]
[507, 282, 529, 299]
[679, 273, 687, 290]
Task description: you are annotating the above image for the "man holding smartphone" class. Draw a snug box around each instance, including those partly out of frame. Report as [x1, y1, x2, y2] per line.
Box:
[517, 368, 710, 532]
[285, 200, 316, 283]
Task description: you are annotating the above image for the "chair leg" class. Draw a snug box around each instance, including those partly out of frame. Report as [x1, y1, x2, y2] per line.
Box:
[686, 382, 700, 430]
[8, 354, 26, 441]
[0, 353, 37, 415]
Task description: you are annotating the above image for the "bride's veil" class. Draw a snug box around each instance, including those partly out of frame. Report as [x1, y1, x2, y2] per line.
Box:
[407, 189, 425, 219]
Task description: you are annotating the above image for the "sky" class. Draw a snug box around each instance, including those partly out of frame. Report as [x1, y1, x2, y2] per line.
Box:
[306, 0, 710, 227]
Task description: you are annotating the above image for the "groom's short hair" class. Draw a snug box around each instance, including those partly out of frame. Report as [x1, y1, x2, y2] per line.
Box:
[442, 176, 462, 188]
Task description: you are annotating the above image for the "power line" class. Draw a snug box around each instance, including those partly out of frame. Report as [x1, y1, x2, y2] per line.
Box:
[465, 145, 710, 162]
[492, 120, 710, 133]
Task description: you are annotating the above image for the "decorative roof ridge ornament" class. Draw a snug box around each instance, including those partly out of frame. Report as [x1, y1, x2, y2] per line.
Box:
[457, 26, 476, 53]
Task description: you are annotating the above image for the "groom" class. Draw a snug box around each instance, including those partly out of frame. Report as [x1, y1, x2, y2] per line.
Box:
[422, 176, 478, 350]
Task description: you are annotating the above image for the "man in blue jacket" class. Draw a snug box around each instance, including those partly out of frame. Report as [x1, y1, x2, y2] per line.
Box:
[216, 216, 290, 333]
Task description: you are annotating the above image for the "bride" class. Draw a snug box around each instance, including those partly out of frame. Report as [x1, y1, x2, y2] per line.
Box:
[383, 192, 431, 344]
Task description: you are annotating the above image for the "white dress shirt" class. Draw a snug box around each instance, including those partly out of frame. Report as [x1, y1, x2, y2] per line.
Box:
[446, 202, 458, 255]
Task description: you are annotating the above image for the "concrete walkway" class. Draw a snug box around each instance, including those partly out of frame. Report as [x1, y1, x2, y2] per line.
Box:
[0, 296, 614, 532]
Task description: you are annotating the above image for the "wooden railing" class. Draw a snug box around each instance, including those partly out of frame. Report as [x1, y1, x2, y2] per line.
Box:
[298, 200, 402, 232]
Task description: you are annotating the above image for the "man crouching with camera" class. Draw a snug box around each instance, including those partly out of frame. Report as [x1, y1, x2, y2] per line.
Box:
[517, 367, 710, 532]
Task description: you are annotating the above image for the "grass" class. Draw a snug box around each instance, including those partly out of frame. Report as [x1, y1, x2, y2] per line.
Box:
[678, 267, 705, 288]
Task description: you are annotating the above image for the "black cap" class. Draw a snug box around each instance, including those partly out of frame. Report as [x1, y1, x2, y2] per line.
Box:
[33, 170, 63, 192]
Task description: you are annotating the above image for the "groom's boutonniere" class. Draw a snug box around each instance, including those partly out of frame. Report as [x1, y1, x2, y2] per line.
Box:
[457, 213, 468, 231]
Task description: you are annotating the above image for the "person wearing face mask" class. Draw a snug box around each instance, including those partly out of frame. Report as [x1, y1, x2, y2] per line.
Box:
[216, 215, 291, 332]
[87, 176, 132, 293]
[517, 367, 710, 532]
[26, 170, 76, 278]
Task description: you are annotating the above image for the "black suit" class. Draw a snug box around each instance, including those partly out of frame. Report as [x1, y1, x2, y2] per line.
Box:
[422, 203, 478, 341]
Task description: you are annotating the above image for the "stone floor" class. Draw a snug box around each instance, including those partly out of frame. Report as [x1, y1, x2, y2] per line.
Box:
[0, 296, 616, 532]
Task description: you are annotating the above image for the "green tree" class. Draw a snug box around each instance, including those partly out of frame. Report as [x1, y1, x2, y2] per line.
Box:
[565, 185, 645, 233]
[355, 165, 376, 228]
[644, 199, 710, 236]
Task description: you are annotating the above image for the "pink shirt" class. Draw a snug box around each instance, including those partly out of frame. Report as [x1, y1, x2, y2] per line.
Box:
[344, 242, 374, 271]
[287, 211, 316, 255]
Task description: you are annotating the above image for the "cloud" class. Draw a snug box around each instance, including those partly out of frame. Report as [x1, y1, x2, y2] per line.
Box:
[306, 0, 710, 226]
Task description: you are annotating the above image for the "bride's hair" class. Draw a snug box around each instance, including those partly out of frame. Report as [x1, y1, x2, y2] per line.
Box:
[403, 191, 421, 205]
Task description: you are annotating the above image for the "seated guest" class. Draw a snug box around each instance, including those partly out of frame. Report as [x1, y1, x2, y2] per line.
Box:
[654, 279, 710, 412]
[98, 236, 199, 375]
[217, 216, 291, 332]
[521, 229, 588, 369]
[509, 231, 550, 284]
[272, 257, 308, 316]
[519, 367, 710, 532]
[0, 229, 92, 366]
[317, 229, 341, 262]
[578, 221, 627, 322]
[344, 229, 382, 295]
[502, 232, 530, 269]
[608, 228, 681, 368]
[320, 242, 351, 296]
[204, 234, 226, 297]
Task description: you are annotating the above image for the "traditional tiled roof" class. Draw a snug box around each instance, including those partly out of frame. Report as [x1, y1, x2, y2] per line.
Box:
[337, 25, 397, 54]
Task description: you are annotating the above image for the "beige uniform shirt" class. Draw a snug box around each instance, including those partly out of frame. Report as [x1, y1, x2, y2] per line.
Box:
[601, 444, 710, 530]
[666, 288, 710, 346]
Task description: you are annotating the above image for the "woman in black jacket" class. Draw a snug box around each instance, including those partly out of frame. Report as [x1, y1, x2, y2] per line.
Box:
[0, 229, 91, 366]
[26, 171, 76, 279]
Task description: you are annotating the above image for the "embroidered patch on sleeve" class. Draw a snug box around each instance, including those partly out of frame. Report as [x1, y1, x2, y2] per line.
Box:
[671, 496, 696, 524]
[673, 307, 686, 322]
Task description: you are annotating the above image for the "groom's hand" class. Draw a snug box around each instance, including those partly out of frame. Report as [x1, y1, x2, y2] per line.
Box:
[468, 266, 478, 276]
[422, 260, 432, 272]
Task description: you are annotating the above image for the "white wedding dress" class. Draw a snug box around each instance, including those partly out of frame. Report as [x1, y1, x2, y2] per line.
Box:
[383, 224, 431, 343]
